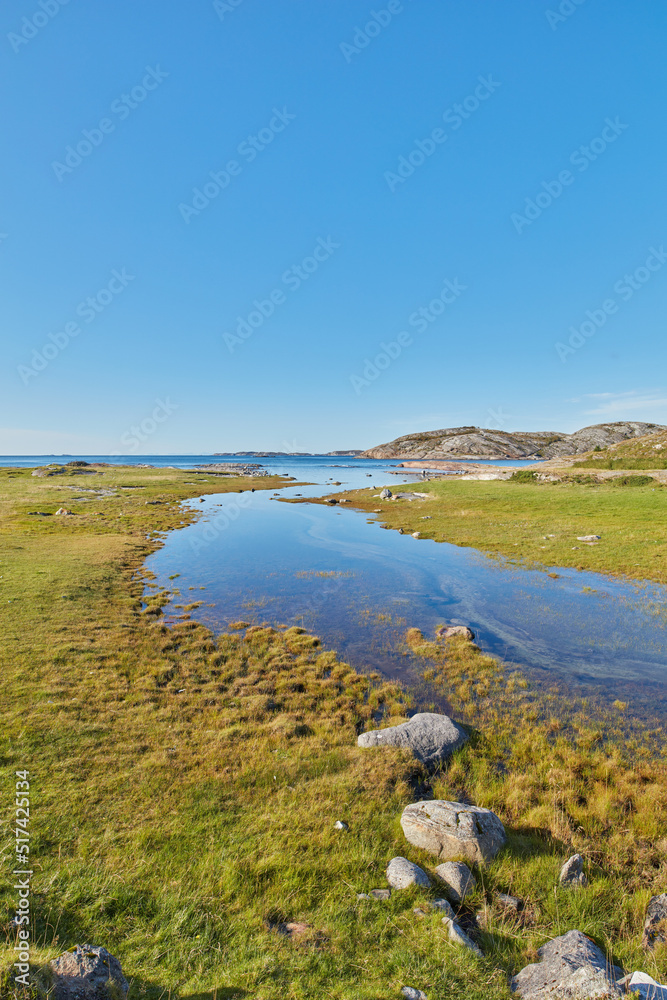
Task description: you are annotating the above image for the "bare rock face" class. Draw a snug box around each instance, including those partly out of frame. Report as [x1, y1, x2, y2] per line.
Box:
[50, 945, 128, 1000]
[559, 854, 588, 888]
[434, 861, 476, 902]
[643, 893, 667, 949]
[357, 713, 468, 767]
[511, 930, 624, 999]
[386, 857, 431, 890]
[401, 800, 506, 864]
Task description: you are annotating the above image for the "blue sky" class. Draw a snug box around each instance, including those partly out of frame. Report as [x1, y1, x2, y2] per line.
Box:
[1, 0, 667, 454]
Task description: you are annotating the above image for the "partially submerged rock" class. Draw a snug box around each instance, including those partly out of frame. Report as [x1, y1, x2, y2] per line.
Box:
[559, 853, 588, 888]
[357, 713, 468, 767]
[386, 857, 431, 890]
[401, 800, 506, 864]
[511, 930, 624, 998]
[642, 893, 667, 949]
[50, 944, 128, 1000]
[434, 861, 476, 903]
[436, 625, 475, 641]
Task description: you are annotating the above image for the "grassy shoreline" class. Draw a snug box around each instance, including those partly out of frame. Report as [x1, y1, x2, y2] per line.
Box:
[3, 466, 667, 998]
[316, 475, 667, 584]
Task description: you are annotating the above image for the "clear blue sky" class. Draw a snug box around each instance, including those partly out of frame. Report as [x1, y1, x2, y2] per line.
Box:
[2, 0, 667, 454]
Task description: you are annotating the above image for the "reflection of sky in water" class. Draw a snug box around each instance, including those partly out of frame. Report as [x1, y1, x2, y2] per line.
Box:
[144, 457, 667, 711]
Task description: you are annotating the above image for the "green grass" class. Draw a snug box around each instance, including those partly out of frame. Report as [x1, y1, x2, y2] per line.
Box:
[331, 476, 667, 583]
[3, 467, 667, 998]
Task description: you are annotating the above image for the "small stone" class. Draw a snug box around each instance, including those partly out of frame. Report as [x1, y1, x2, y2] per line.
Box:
[643, 893, 667, 949]
[401, 988, 428, 1000]
[434, 861, 476, 903]
[436, 624, 475, 641]
[55, 507, 72, 516]
[496, 892, 522, 912]
[50, 944, 128, 1000]
[369, 888, 391, 901]
[386, 857, 431, 890]
[398, 527, 404, 534]
[326, 498, 337, 505]
[432, 898, 456, 919]
[559, 853, 588, 888]
[334, 820, 349, 831]
[442, 917, 482, 956]
[412, 531, 421, 539]
[356, 893, 371, 900]
[577, 534, 601, 541]
[380, 488, 392, 499]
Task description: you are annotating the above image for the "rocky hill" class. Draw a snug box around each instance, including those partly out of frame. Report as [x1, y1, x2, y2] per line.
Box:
[361, 422, 666, 461]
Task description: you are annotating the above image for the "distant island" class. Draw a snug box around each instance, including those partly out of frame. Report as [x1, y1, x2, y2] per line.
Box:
[213, 450, 364, 457]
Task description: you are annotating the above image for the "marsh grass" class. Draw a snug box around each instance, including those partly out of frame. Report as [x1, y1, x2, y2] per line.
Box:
[2, 467, 667, 998]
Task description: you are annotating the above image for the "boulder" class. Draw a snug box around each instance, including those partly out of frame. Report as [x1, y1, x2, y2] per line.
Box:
[577, 535, 601, 541]
[436, 625, 475, 641]
[333, 820, 349, 831]
[642, 893, 667, 949]
[401, 988, 428, 1000]
[357, 713, 467, 767]
[626, 971, 667, 998]
[442, 917, 482, 956]
[386, 857, 431, 890]
[401, 800, 506, 864]
[50, 944, 128, 1000]
[380, 488, 392, 499]
[511, 930, 624, 999]
[434, 861, 476, 902]
[559, 853, 588, 888]
[412, 531, 421, 539]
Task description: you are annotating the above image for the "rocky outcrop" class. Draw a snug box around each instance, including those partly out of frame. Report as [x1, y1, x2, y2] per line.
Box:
[50, 945, 128, 1000]
[436, 625, 475, 641]
[357, 713, 468, 767]
[360, 422, 666, 461]
[511, 930, 624, 998]
[400, 800, 506, 864]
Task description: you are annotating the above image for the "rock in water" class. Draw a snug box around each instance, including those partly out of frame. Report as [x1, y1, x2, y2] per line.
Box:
[643, 893, 667, 949]
[436, 625, 475, 641]
[357, 713, 467, 767]
[401, 800, 506, 863]
[559, 853, 588, 887]
[511, 930, 624, 998]
[434, 861, 476, 902]
[50, 944, 129, 1000]
[386, 857, 431, 890]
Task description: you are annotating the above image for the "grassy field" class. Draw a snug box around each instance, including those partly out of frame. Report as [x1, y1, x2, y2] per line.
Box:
[325, 475, 667, 584]
[3, 466, 667, 999]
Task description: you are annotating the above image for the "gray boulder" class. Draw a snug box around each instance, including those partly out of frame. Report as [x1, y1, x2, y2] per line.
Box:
[511, 930, 624, 998]
[642, 893, 667, 949]
[559, 854, 588, 888]
[436, 625, 475, 641]
[386, 857, 431, 890]
[401, 800, 506, 864]
[380, 488, 392, 499]
[626, 971, 667, 998]
[434, 860, 476, 902]
[357, 713, 467, 767]
[401, 988, 428, 1000]
[50, 944, 128, 1000]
